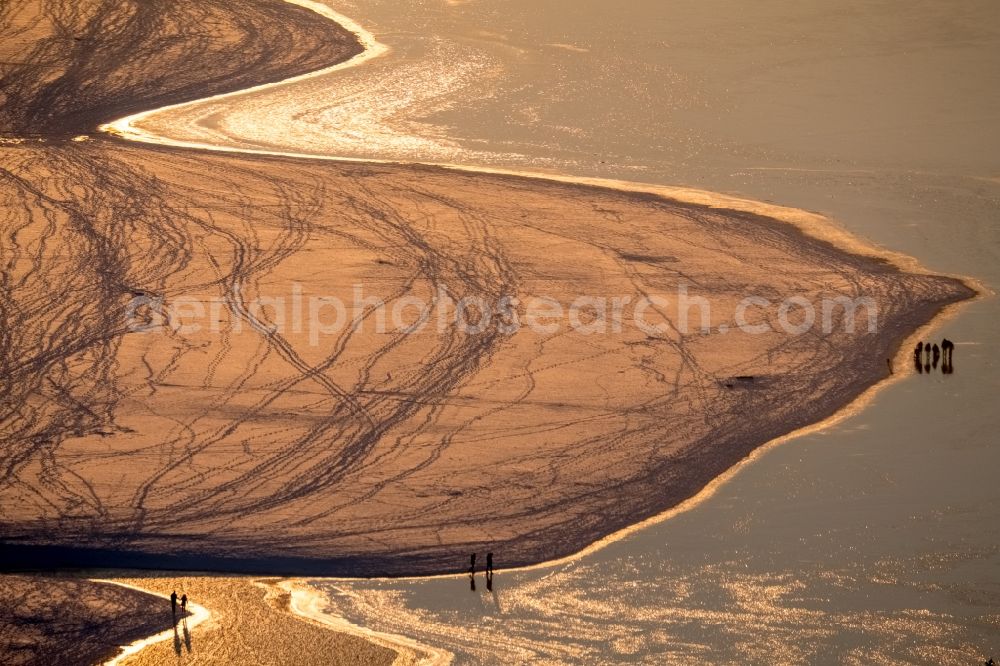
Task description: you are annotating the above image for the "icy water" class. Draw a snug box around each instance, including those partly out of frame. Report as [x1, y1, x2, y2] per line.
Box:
[132, 0, 1000, 661]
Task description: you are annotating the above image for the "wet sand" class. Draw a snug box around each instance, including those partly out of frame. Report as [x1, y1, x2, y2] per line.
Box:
[104, 575, 394, 666]
[0, 0, 361, 137]
[0, 0, 987, 661]
[0, 0, 975, 579]
[0, 575, 176, 665]
[285, 2, 1000, 663]
[1, 136, 973, 576]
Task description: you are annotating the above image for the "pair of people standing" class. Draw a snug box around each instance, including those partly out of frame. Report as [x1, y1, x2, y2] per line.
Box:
[468, 552, 495, 591]
[468, 552, 494, 575]
[170, 590, 188, 614]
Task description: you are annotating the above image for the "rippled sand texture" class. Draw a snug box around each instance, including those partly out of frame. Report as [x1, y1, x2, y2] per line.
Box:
[0, 0, 977, 575]
[110, 576, 394, 666]
[0, 138, 973, 573]
[0, 576, 174, 665]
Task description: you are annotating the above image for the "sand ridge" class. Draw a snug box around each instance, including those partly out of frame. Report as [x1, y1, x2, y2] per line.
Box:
[0, 0, 976, 578]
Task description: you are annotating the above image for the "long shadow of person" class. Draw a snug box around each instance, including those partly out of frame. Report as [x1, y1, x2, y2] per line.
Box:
[468, 553, 477, 591]
[914, 342, 923, 374]
[182, 616, 192, 653]
[173, 622, 182, 656]
[932, 343, 940, 370]
[924, 341, 932, 373]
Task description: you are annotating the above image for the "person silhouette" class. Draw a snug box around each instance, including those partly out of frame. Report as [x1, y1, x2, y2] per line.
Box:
[486, 552, 493, 576]
[170, 590, 178, 615]
[180, 594, 187, 611]
[942, 338, 955, 374]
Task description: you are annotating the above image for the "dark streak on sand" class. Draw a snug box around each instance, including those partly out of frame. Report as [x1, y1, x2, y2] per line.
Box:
[0, 0, 362, 137]
[0, 0, 977, 583]
[0, 575, 179, 665]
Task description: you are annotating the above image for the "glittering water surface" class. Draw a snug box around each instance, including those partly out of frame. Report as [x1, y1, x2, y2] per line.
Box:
[146, 35, 524, 164]
[316, 363, 1000, 663]
[130, 0, 1000, 661]
[320, 547, 997, 664]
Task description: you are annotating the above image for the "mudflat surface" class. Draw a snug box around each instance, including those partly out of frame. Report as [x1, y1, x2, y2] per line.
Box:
[0, 575, 174, 665]
[108, 576, 395, 666]
[83, 1, 997, 663]
[0, 0, 361, 137]
[0, 139, 972, 575]
[0, 0, 975, 577]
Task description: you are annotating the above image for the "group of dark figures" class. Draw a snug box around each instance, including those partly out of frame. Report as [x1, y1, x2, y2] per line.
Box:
[468, 552, 495, 591]
[914, 338, 955, 375]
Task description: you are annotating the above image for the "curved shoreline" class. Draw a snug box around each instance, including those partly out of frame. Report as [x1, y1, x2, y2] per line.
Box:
[98, 1, 977, 289]
[94, 0, 982, 577]
[84, 0, 976, 581]
[95, 580, 210, 666]
[1, 0, 985, 662]
[279, 579, 449, 665]
[1, 0, 979, 579]
[299, 292, 977, 586]
[0, 0, 976, 578]
[100, 0, 387, 144]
